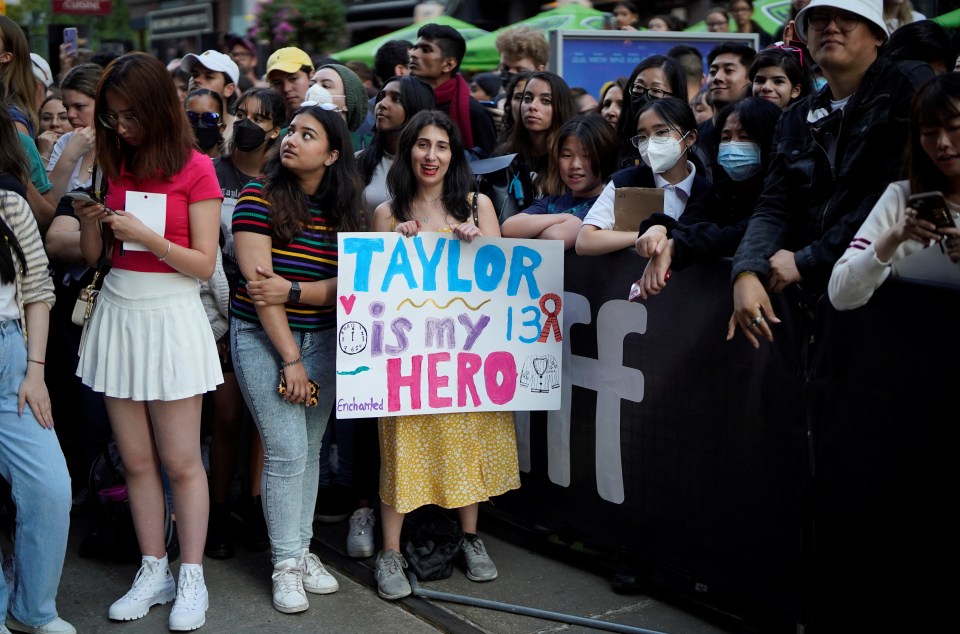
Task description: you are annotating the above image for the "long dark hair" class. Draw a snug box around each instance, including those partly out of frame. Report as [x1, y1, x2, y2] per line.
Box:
[357, 76, 435, 186]
[387, 110, 473, 223]
[617, 56, 688, 166]
[262, 104, 365, 243]
[95, 53, 195, 181]
[0, 192, 27, 285]
[909, 74, 960, 197]
[0, 16, 39, 135]
[497, 70, 533, 144]
[635, 97, 699, 140]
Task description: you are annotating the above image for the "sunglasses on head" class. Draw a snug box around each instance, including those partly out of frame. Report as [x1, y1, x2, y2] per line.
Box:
[186, 111, 221, 127]
[773, 45, 804, 68]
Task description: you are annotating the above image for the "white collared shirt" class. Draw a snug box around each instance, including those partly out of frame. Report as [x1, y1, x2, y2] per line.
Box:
[653, 161, 697, 221]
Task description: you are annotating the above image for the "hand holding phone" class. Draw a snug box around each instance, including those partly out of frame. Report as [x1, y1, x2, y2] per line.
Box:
[65, 190, 116, 214]
[908, 191, 955, 229]
[63, 28, 79, 59]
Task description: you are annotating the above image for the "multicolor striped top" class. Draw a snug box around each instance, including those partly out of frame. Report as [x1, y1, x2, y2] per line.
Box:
[230, 180, 338, 331]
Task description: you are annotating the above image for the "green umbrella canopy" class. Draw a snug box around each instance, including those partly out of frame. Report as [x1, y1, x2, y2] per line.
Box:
[934, 7, 960, 28]
[331, 15, 489, 67]
[685, 0, 791, 35]
[462, 3, 609, 73]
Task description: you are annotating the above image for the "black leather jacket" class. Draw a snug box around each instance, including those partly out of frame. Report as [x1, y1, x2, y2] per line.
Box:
[731, 57, 933, 291]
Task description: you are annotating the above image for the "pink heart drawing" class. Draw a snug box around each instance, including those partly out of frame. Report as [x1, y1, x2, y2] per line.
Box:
[339, 294, 357, 315]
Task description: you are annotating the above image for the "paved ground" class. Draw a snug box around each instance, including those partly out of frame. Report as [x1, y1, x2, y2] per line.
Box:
[24, 504, 742, 634]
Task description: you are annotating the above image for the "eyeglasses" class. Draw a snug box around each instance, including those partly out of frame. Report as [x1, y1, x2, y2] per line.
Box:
[630, 128, 681, 148]
[186, 111, 221, 128]
[98, 112, 140, 132]
[806, 11, 863, 33]
[629, 85, 673, 100]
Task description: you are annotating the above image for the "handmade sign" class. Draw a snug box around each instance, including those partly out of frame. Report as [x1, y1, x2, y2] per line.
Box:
[336, 233, 564, 418]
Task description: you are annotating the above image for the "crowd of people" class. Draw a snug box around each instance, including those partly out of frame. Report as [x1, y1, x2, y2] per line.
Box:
[1, 0, 958, 631]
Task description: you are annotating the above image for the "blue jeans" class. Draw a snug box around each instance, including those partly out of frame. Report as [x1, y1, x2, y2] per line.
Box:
[231, 318, 334, 564]
[0, 320, 71, 626]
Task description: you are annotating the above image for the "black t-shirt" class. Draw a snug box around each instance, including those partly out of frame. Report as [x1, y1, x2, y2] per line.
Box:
[0, 172, 28, 199]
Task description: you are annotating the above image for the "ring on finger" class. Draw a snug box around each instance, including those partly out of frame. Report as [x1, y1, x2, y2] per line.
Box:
[749, 316, 763, 328]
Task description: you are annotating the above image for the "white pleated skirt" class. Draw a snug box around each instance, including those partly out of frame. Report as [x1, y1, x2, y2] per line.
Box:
[77, 269, 223, 401]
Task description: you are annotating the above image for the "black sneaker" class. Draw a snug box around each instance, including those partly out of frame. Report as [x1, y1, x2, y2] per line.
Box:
[204, 503, 234, 559]
[243, 496, 270, 552]
[314, 486, 351, 524]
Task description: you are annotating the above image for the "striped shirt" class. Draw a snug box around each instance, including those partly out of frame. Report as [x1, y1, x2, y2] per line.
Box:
[230, 180, 338, 331]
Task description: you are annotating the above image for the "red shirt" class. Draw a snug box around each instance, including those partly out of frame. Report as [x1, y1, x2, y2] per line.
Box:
[105, 150, 222, 273]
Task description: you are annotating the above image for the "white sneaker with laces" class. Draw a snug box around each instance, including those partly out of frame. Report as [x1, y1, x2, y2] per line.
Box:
[169, 563, 208, 631]
[300, 548, 339, 594]
[272, 558, 308, 613]
[346, 508, 376, 558]
[108, 555, 177, 621]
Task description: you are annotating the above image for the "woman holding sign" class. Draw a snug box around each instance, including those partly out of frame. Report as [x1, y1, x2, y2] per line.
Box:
[74, 53, 223, 630]
[371, 110, 520, 601]
[229, 102, 365, 614]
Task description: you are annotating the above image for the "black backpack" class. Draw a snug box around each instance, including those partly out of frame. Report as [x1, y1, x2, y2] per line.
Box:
[78, 442, 178, 563]
[469, 153, 533, 224]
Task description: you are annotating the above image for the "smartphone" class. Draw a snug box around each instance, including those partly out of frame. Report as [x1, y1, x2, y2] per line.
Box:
[478, 100, 498, 107]
[65, 190, 116, 214]
[908, 191, 955, 229]
[63, 27, 79, 59]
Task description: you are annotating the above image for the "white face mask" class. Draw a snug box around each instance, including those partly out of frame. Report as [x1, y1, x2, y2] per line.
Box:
[638, 132, 689, 173]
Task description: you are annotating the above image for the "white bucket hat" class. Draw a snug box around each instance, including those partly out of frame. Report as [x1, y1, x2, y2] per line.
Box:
[795, 0, 889, 43]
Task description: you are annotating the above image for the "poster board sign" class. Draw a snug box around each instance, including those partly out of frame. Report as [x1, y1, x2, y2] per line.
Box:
[336, 233, 564, 418]
[613, 187, 663, 231]
[549, 30, 758, 101]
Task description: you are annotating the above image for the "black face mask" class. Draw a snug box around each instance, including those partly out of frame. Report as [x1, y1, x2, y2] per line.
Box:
[233, 118, 268, 152]
[192, 124, 221, 151]
[630, 91, 652, 111]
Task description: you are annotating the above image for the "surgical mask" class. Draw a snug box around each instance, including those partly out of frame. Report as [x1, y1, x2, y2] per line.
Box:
[233, 118, 268, 152]
[191, 123, 221, 151]
[717, 141, 762, 181]
[638, 132, 688, 173]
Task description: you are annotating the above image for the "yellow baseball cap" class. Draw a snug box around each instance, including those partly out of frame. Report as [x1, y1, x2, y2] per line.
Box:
[266, 47, 313, 77]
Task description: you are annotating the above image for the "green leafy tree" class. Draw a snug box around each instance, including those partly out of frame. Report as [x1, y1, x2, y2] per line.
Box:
[252, 0, 346, 56]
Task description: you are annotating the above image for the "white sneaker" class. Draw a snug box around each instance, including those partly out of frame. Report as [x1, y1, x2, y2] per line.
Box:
[271, 558, 308, 614]
[108, 555, 177, 621]
[346, 508, 376, 558]
[5, 616, 76, 634]
[169, 564, 208, 631]
[300, 548, 339, 594]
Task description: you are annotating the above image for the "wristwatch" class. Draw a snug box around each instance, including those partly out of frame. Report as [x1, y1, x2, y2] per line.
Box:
[288, 281, 301, 303]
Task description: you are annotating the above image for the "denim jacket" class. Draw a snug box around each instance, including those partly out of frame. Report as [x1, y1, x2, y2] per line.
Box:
[731, 57, 933, 292]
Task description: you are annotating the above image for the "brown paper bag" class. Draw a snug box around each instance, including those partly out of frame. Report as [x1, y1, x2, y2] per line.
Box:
[613, 187, 664, 231]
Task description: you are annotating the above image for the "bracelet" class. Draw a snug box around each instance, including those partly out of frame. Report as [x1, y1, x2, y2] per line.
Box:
[280, 356, 303, 369]
[158, 240, 172, 262]
[28, 359, 46, 365]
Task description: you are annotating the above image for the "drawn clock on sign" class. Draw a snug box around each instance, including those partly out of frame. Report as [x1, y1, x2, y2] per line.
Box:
[338, 321, 368, 355]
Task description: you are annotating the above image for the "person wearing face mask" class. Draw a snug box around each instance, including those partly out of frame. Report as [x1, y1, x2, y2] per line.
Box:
[615, 56, 688, 169]
[204, 87, 286, 560]
[634, 97, 781, 299]
[577, 97, 709, 256]
[185, 88, 227, 158]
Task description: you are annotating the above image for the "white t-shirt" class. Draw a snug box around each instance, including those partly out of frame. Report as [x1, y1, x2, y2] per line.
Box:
[46, 131, 92, 192]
